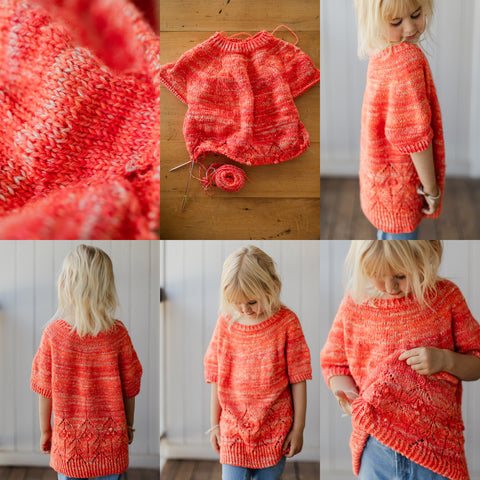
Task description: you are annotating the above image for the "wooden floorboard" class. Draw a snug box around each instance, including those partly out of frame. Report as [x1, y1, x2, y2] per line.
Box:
[160, 460, 319, 480]
[320, 177, 480, 239]
[0, 468, 159, 480]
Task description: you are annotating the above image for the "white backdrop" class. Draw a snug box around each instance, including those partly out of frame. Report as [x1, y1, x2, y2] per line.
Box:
[320, 241, 480, 480]
[321, 0, 480, 177]
[0, 240, 159, 468]
[160, 241, 321, 468]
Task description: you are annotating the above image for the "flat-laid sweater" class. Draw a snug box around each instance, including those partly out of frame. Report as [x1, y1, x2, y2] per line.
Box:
[320, 279, 480, 480]
[31, 319, 142, 478]
[359, 42, 445, 234]
[204, 307, 312, 468]
[160, 31, 320, 166]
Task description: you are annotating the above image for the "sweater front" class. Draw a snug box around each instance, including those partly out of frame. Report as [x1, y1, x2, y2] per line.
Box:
[359, 42, 445, 233]
[31, 320, 143, 478]
[160, 31, 320, 166]
[204, 307, 312, 468]
[320, 279, 480, 480]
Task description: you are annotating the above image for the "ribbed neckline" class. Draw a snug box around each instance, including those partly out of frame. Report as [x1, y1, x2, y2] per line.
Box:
[208, 31, 273, 53]
[227, 306, 285, 331]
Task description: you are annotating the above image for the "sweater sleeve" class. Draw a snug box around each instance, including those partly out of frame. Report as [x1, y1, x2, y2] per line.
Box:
[31, 327, 53, 398]
[320, 296, 352, 386]
[159, 51, 192, 104]
[204, 318, 221, 383]
[118, 330, 143, 399]
[385, 61, 434, 154]
[285, 313, 312, 384]
[280, 41, 320, 98]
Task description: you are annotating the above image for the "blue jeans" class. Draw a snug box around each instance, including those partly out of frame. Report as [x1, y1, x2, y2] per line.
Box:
[222, 456, 286, 480]
[57, 474, 122, 480]
[377, 227, 419, 239]
[359, 436, 449, 479]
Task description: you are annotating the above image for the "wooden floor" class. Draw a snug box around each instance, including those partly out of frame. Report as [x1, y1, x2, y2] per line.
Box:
[161, 459, 319, 480]
[321, 176, 480, 239]
[160, 0, 320, 239]
[0, 467, 159, 480]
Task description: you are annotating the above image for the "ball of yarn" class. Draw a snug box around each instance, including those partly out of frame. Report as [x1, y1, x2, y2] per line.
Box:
[201, 163, 248, 194]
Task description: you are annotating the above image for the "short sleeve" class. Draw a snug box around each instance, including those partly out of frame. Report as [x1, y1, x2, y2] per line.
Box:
[285, 314, 312, 384]
[204, 319, 220, 383]
[280, 41, 320, 98]
[31, 328, 53, 398]
[385, 63, 433, 154]
[160, 54, 191, 104]
[450, 288, 480, 360]
[320, 296, 352, 386]
[118, 330, 143, 399]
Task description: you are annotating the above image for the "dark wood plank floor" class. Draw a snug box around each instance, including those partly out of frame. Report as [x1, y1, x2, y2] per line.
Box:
[161, 460, 319, 480]
[321, 177, 480, 239]
[0, 467, 159, 480]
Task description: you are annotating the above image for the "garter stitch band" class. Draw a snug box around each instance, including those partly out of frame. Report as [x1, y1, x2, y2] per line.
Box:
[0, 0, 160, 239]
[321, 279, 480, 480]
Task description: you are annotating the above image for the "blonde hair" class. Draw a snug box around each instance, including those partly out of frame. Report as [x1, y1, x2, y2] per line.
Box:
[220, 246, 282, 321]
[354, 0, 434, 57]
[53, 244, 120, 337]
[345, 240, 443, 304]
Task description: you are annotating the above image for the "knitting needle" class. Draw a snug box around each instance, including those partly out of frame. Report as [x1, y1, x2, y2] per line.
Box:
[170, 160, 191, 172]
[181, 160, 194, 212]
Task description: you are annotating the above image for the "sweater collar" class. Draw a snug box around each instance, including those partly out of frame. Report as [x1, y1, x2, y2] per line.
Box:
[208, 31, 273, 53]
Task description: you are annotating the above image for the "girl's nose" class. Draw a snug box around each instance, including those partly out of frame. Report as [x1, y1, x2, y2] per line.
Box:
[386, 278, 398, 293]
[403, 18, 417, 35]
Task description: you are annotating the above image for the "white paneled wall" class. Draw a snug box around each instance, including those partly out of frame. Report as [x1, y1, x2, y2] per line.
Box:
[0, 241, 159, 468]
[320, 241, 480, 480]
[321, 0, 480, 176]
[161, 241, 321, 464]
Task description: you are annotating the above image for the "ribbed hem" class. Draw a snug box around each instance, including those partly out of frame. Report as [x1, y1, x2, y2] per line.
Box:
[292, 68, 320, 98]
[388, 130, 434, 155]
[221, 443, 284, 469]
[31, 382, 52, 399]
[208, 31, 273, 53]
[159, 66, 187, 104]
[51, 453, 128, 478]
[289, 372, 312, 383]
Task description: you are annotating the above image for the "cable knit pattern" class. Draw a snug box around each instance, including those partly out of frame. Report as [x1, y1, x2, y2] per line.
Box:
[31, 319, 143, 478]
[0, 0, 160, 239]
[320, 279, 480, 480]
[204, 307, 312, 468]
[359, 42, 445, 234]
[160, 31, 319, 166]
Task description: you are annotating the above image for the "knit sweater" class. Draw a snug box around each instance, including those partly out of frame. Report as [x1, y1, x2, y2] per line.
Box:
[31, 319, 143, 477]
[204, 307, 312, 468]
[0, 0, 159, 239]
[160, 31, 320, 166]
[359, 42, 445, 234]
[320, 279, 480, 480]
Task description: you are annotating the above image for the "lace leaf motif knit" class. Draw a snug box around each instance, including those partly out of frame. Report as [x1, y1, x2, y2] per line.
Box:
[31, 319, 143, 478]
[359, 42, 445, 234]
[204, 307, 312, 469]
[320, 279, 480, 480]
[160, 31, 320, 166]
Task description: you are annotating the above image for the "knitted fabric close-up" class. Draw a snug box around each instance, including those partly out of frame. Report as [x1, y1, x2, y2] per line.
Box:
[160, 29, 320, 168]
[0, 0, 160, 239]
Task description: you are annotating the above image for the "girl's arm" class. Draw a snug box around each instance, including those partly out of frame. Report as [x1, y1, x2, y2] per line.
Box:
[400, 348, 480, 381]
[410, 143, 440, 215]
[209, 382, 221, 454]
[124, 397, 136, 444]
[282, 380, 307, 458]
[39, 395, 52, 453]
[328, 375, 359, 416]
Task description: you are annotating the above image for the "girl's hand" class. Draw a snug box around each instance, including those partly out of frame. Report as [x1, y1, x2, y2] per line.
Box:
[333, 390, 359, 416]
[40, 430, 52, 454]
[210, 426, 221, 454]
[418, 185, 441, 215]
[399, 347, 446, 375]
[282, 426, 303, 458]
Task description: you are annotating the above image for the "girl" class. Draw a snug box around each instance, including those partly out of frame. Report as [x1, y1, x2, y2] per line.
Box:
[204, 246, 312, 480]
[31, 245, 143, 480]
[321, 241, 480, 480]
[355, 0, 445, 239]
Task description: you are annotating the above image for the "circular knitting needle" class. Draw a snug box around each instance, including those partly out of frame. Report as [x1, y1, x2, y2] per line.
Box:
[181, 160, 195, 212]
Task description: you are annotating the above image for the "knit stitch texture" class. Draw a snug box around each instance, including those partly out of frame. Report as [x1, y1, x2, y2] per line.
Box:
[204, 307, 312, 468]
[160, 31, 319, 166]
[0, 0, 160, 239]
[320, 279, 480, 480]
[31, 319, 142, 477]
[359, 42, 445, 234]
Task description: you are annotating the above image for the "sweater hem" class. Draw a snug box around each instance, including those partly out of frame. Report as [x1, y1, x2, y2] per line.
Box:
[221, 445, 284, 469]
[51, 455, 129, 478]
[292, 69, 320, 98]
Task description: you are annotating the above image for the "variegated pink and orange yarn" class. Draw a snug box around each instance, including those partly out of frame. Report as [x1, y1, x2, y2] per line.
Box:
[0, 0, 159, 239]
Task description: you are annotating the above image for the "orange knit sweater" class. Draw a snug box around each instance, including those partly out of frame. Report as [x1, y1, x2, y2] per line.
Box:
[31, 320, 142, 477]
[359, 42, 445, 233]
[204, 307, 312, 468]
[320, 279, 480, 480]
